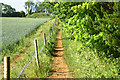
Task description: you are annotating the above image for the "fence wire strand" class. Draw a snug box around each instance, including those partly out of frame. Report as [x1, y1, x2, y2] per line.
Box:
[17, 18, 57, 78]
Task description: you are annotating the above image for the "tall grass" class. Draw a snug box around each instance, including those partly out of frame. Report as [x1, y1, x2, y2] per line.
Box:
[62, 32, 120, 78]
[1, 19, 59, 78]
[26, 13, 52, 18]
[1, 18, 51, 64]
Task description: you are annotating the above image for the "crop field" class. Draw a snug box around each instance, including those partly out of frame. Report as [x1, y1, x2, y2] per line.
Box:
[2, 17, 50, 45]
[0, 19, 58, 79]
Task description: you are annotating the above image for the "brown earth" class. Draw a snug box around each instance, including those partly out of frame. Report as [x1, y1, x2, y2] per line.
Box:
[49, 22, 72, 78]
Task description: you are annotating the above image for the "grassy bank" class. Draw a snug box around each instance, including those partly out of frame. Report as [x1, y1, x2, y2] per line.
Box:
[1, 19, 59, 78]
[62, 31, 120, 78]
[26, 13, 53, 18]
[10, 24, 58, 78]
[1, 18, 50, 63]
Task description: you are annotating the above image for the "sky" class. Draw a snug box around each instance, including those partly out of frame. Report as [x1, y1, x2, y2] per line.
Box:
[0, 0, 44, 13]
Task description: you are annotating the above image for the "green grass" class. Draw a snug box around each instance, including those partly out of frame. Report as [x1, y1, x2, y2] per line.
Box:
[1, 17, 51, 64]
[1, 19, 54, 62]
[0, 19, 58, 78]
[26, 13, 52, 18]
[62, 32, 120, 78]
[2, 17, 50, 45]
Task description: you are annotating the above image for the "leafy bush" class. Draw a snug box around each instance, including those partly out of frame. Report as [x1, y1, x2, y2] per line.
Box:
[44, 26, 59, 56]
[53, 2, 120, 78]
[54, 2, 120, 58]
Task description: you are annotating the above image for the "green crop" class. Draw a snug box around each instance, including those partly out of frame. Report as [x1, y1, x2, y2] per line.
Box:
[2, 17, 50, 45]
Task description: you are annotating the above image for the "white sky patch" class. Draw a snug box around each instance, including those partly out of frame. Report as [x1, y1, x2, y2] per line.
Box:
[0, 0, 44, 12]
[0, 0, 28, 12]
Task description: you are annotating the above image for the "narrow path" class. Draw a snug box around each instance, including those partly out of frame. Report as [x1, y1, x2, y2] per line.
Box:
[49, 22, 72, 78]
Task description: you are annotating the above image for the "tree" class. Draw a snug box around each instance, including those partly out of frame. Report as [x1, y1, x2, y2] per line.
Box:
[35, 2, 55, 13]
[1, 3, 16, 17]
[1, 3, 25, 17]
[25, 0, 35, 14]
[34, 1, 41, 12]
[2, 3, 16, 14]
[0, 3, 3, 16]
[20, 10, 25, 17]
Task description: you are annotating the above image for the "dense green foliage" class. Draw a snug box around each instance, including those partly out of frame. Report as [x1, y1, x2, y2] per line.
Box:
[54, 2, 120, 58]
[35, 2, 55, 13]
[63, 39, 120, 78]
[54, 2, 120, 78]
[26, 13, 51, 18]
[24, 0, 56, 14]
[2, 17, 50, 45]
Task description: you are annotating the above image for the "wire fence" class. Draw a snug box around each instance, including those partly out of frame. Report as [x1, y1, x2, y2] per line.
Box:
[16, 18, 57, 78]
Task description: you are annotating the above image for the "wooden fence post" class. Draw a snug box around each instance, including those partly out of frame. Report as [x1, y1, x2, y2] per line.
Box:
[51, 31, 53, 35]
[44, 33, 46, 45]
[51, 18, 57, 35]
[34, 39, 39, 69]
[49, 31, 51, 36]
[4, 56, 10, 80]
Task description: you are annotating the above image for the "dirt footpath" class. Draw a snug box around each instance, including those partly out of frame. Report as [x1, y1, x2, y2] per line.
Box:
[49, 22, 72, 78]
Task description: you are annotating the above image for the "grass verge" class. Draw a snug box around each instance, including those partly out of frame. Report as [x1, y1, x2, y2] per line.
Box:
[0, 19, 59, 78]
[1, 19, 52, 64]
[26, 13, 53, 18]
[62, 31, 120, 78]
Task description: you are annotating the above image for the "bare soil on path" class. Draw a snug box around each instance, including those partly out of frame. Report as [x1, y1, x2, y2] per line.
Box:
[49, 22, 72, 78]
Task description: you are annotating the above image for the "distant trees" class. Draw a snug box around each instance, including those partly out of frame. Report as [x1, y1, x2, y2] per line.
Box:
[0, 3, 25, 17]
[24, 0, 55, 14]
[2, 3, 16, 14]
[35, 2, 54, 13]
[20, 10, 25, 17]
[25, 0, 35, 14]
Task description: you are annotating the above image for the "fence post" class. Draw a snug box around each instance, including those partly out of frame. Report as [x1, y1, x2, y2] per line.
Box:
[4, 56, 10, 80]
[44, 33, 46, 45]
[51, 31, 53, 35]
[52, 18, 57, 32]
[34, 39, 39, 69]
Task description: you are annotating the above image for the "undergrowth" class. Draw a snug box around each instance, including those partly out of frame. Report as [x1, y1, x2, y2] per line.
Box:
[62, 32, 120, 78]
